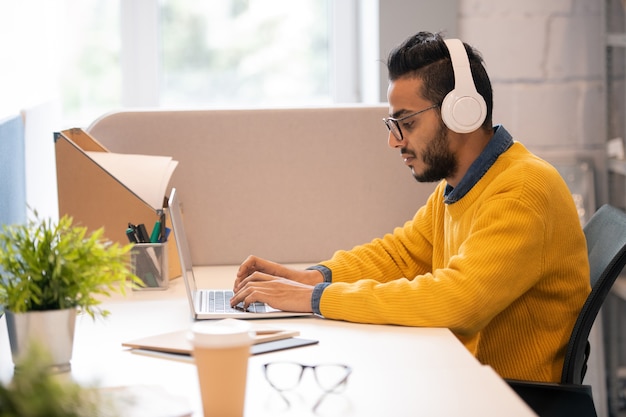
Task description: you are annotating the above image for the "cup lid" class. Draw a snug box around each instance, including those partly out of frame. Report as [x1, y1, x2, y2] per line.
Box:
[189, 318, 253, 348]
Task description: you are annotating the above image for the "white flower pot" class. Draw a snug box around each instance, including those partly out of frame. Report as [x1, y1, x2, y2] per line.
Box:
[5, 308, 77, 372]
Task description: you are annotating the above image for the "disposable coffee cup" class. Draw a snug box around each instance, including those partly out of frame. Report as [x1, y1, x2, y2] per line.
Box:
[189, 319, 254, 417]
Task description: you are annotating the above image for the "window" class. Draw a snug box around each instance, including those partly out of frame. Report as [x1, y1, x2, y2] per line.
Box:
[56, 0, 349, 125]
[2, 1, 457, 126]
[160, 0, 331, 107]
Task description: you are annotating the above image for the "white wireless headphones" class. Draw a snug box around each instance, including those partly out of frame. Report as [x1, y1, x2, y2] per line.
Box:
[440, 39, 487, 134]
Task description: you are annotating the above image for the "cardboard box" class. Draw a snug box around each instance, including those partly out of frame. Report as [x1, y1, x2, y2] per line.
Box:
[54, 128, 181, 279]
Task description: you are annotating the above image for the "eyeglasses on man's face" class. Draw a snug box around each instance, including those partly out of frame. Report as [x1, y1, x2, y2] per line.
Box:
[382, 104, 439, 141]
[263, 362, 352, 411]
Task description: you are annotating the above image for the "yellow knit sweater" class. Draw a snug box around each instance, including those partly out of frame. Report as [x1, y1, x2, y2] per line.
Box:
[319, 142, 590, 382]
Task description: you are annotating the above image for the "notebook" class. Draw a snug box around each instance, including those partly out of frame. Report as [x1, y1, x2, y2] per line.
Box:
[122, 322, 319, 358]
[168, 188, 313, 320]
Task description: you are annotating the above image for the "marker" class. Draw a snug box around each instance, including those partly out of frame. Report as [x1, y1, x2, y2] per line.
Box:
[150, 221, 161, 243]
[126, 224, 138, 243]
[136, 224, 150, 243]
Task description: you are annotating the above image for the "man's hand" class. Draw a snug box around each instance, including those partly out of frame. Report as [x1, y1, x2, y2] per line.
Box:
[234, 255, 323, 290]
[231, 255, 324, 312]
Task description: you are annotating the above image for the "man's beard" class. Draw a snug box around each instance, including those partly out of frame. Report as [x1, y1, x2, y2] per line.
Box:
[409, 123, 458, 183]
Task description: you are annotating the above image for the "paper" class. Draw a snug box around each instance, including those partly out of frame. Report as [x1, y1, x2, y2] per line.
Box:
[86, 151, 178, 209]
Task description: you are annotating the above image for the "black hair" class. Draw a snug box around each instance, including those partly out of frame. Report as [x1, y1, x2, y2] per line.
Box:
[386, 31, 493, 130]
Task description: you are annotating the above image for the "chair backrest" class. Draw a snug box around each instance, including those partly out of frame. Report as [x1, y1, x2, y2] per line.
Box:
[561, 204, 626, 384]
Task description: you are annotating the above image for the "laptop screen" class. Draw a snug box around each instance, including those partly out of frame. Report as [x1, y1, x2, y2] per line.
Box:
[168, 188, 198, 314]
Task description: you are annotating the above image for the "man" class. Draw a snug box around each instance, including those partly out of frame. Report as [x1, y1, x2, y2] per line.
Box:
[231, 31, 590, 383]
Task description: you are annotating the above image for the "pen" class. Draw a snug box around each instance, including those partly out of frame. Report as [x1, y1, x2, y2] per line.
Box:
[154, 209, 167, 243]
[159, 209, 166, 242]
[255, 329, 283, 335]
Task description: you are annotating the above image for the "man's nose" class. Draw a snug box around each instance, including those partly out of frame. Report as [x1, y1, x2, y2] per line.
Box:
[387, 131, 402, 149]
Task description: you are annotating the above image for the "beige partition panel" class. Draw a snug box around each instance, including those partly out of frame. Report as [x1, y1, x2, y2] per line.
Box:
[88, 106, 436, 265]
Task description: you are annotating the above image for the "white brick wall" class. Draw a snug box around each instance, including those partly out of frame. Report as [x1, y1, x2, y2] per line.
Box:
[458, 0, 604, 150]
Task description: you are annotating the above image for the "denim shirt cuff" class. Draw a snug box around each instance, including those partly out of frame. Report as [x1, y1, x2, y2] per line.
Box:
[306, 265, 332, 282]
[311, 282, 332, 316]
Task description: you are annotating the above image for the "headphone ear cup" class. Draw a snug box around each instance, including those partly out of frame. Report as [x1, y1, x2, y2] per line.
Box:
[441, 88, 487, 134]
[442, 39, 487, 134]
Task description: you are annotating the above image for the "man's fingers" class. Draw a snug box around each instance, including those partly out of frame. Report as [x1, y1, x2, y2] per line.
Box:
[232, 282, 269, 308]
[232, 273, 272, 305]
[237, 271, 273, 288]
[241, 288, 271, 309]
[236, 255, 261, 278]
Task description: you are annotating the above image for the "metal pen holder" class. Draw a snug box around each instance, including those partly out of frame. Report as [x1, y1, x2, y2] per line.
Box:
[131, 242, 169, 290]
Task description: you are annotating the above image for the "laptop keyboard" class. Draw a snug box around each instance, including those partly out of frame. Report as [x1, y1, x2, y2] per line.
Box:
[199, 289, 267, 313]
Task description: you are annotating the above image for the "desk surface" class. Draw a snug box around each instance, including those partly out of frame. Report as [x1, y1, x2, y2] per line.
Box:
[0, 266, 536, 416]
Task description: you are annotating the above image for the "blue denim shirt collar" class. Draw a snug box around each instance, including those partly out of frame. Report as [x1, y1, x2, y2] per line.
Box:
[443, 125, 513, 204]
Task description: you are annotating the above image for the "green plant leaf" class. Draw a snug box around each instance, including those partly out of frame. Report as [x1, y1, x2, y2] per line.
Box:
[0, 211, 141, 317]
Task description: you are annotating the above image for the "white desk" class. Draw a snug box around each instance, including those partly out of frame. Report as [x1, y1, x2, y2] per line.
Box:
[0, 266, 536, 416]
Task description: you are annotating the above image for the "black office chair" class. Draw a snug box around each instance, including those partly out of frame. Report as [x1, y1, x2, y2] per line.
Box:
[507, 204, 626, 417]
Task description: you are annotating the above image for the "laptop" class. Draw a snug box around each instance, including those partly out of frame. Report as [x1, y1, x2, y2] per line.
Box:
[168, 188, 313, 320]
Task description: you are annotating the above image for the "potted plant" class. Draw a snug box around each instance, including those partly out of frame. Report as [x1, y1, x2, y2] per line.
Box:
[0, 211, 138, 372]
